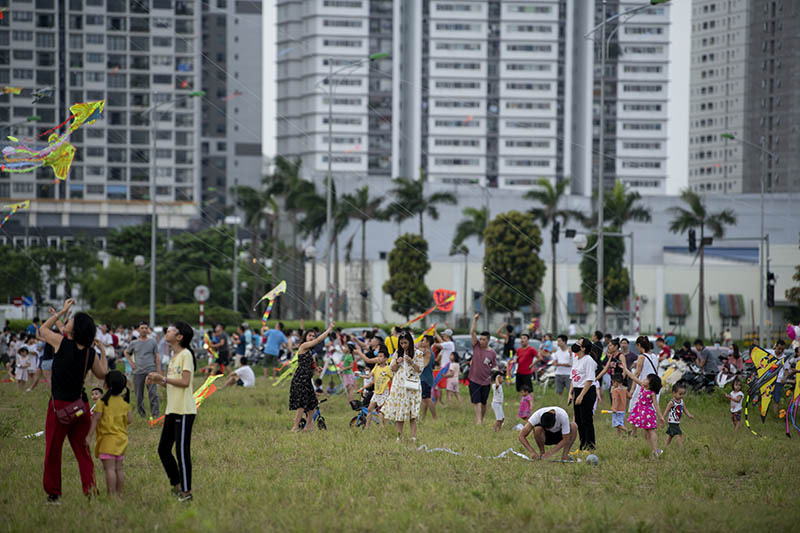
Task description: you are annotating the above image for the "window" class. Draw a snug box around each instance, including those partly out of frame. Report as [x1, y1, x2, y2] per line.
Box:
[86, 52, 104, 63]
[12, 31, 34, 42]
[86, 71, 104, 82]
[435, 42, 481, 51]
[322, 155, 361, 163]
[436, 3, 476, 11]
[434, 119, 479, 128]
[506, 63, 551, 72]
[435, 62, 480, 70]
[13, 183, 35, 194]
[435, 23, 480, 31]
[623, 103, 662, 112]
[107, 185, 126, 200]
[435, 81, 479, 89]
[322, 117, 361, 125]
[153, 36, 172, 47]
[623, 65, 663, 74]
[86, 15, 104, 25]
[623, 84, 663, 93]
[13, 69, 34, 80]
[505, 101, 551, 110]
[506, 43, 552, 53]
[622, 142, 661, 150]
[505, 140, 550, 148]
[69, 33, 83, 49]
[505, 120, 550, 129]
[434, 138, 480, 147]
[505, 159, 549, 167]
[506, 82, 550, 91]
[623, 45, 664, 54]
[508, 5, 551, 13]
[622, 161, 661, 169]
[622, 123, 662, 131]
[433, 100, 480, 109]
[507, 24, 552, 33]
[625, 26, 664, 35]
[434, 158, 479, 166]
[86, 33, 104, 45]
[13, 11, 34, 22]
[323, 39, 361, 47]
[323, 19, 362, 27]
[323, 0, 362, 6]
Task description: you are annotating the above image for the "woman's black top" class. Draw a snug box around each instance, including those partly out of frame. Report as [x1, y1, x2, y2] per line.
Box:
[51, 338, 95, 402]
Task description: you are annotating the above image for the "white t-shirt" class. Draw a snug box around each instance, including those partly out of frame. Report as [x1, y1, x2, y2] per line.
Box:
[554, 348, 572, 376]
[568, 323, 576, 336]
[528, 406, 571, 435]
[438, 341, 455, 363]
[492, 382, 504, 404]
[234, 365, 256, 387]
[729, 390, 744, 412]
[570, 354, 597, 388]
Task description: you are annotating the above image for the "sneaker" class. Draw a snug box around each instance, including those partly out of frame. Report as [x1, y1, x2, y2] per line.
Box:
[46, 495, 61, 505]
[177, 493, 193, 502]
[171, 486, 181, 496]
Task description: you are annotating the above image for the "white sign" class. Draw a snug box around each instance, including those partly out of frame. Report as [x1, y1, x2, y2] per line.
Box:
[194, 285, 210, 302]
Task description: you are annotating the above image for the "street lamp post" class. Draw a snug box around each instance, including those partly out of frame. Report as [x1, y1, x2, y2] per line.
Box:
[141, 90, 204, 326]
[721, 132, 775, 346]
[319, 52, 389, 327]
[585, 0, 670, 331]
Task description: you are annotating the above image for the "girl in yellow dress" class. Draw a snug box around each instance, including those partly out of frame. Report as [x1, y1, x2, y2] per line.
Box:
[86, 370, 131, 496]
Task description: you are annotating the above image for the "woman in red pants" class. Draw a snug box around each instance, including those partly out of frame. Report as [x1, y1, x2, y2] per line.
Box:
[38, 299, 107, 503]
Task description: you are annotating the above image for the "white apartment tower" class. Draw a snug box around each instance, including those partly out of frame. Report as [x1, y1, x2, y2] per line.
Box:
[276, 0, 672, 193]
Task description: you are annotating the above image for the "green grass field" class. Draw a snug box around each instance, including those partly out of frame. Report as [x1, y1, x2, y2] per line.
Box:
[0, 372, 796, 532]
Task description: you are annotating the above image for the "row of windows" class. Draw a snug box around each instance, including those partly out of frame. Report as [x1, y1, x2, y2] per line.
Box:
[435, 3, 477, 12]
[507, 24, 553, 33]
[434, 100, 480, 109]
[622, 65, 663, 74]
[623, 103, 663, 112]
[622, 161, 662, 169]
[435, 81, 479, 89]
[433, 138, 480, 147]
[322, 136, 362, 145]
[506, 43, 552, 53]
[623, 84, 663, 93]
[434, 158, 479, 166]
[323, 39, 361, 47]
[623, 45, 665, 55]
[322, 19, 362, 27]
[505, 139, 550, 148]
[7, 31, 188, 51]
[505, 159, 549, 167]
[434, 119, 479, 128]
[507, 63, 551, 72]
[435, 42, 480, 51]
[622, 123, 662, 131]
[625, 26, 665, 35]
[435, 62, 480, 70]
[506, 101, 551, 110]
[322, 155, 361, 163]
[323, 1, 362, 7]
[622, 142, 661, 150]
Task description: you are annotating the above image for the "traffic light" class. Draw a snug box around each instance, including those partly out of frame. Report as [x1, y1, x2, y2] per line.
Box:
[688, 228, 696, 253]
[767, 272, 776, 307]
[551, 220, 560, 244]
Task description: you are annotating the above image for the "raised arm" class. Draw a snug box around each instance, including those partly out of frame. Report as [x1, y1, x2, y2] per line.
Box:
[39, 300, 75, 352]
[299, 323, 335, 353]
[622, 364, 646, 388]
[470, 314, 479, 346]
[354, 344, 379, 365]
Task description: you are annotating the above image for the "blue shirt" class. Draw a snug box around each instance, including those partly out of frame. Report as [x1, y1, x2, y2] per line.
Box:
[26, 324, 38, 336]
[244, 329, 253, 346]
[264, 329, 287, 356]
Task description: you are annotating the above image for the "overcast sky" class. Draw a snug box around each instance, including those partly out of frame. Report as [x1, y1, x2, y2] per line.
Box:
[261, 0, 692, 194]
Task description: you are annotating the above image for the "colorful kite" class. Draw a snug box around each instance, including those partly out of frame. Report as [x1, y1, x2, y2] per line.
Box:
[222, 90, 242, 101]
[0, 8, 6, 20]
[203, 331, 218, 360]
[255, 280, 287, 324]
[402, 290, 457, 327]
[148, 373, 224, 428]
[1, 100, 104, 181]
[2, 86, 22, 95]
[31, 86, 53, 103]
[0, 200, 30, 229]
[743, 345, 781, 436]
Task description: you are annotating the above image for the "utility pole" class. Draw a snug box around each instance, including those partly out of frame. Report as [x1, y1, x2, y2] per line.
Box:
[596, 0, 607, 333]
[232, 178, 239, 312]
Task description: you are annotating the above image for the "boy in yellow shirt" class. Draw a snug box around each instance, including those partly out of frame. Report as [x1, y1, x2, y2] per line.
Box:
[365, 351, 392, 428]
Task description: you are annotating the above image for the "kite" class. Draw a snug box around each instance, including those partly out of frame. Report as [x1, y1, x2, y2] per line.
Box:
[414, 323, 436, 344]
[148, 373, 224, 428]
[254, 280, 287, 324]
[0, 200, 30, 229]
[222, 90, 242, 101]
[402, 290, 457, 327]
[2, 87, 22, 95]
[743, 345, 781, 437]
[1, 100, 104, 181]
[31, 86, 53, 103]
[203, 331, 218, 360]
[0, 7, 6, 20]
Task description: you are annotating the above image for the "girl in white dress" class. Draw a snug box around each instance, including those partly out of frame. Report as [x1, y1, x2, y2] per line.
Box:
[383, 332, 423, 441]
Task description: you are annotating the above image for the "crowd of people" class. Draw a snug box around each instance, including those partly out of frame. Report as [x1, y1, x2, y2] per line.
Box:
[3, 301, 799, 504]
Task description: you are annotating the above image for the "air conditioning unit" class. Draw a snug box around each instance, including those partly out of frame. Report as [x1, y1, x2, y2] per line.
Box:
[709, 295, 718, 304]
[640, 295, 649, 304]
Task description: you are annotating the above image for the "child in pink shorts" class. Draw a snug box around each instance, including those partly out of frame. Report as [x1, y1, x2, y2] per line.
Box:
[87, 370, 132, 496]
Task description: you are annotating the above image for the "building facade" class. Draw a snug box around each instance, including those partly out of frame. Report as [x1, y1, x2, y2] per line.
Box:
[0, 0, 204, 239]
[200, 0, 263, 222]
[689, 0, 800, 195]
[276, 0, 673, 194]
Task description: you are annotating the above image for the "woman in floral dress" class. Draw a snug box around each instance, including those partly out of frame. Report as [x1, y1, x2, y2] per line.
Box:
[383, 332, 423, 440]
[289, 322, 334, 432]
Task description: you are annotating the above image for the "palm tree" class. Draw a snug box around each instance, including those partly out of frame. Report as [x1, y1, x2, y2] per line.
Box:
[581, 180, 652, 229]
[449, 206, 488, 317]
[233, 184, 277, 313]
[668, 189, 737, 339]
[340, 185, 384, 322]
[525, 178, 575, 333]
[386, 172, 457, 238]
[267, 156, 317, 317]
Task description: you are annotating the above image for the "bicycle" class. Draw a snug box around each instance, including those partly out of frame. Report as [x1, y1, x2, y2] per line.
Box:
[298, 398, 328, 430]
[349, 398, 381, 429]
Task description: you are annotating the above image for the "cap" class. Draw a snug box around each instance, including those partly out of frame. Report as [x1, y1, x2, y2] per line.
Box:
[443, 329, 453, 337]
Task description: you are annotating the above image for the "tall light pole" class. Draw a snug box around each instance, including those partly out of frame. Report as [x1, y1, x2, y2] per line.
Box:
[586, 0, 670, 331]
[142, 90, 204, 326]
[320, 52, 389, 327]
[721, 132, 774, 346]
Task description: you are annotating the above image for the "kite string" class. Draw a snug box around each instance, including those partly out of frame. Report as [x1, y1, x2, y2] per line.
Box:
[37, 114, 74, 139]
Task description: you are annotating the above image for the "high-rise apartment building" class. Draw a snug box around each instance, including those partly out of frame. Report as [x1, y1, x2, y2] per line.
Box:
[689, 0, 799, 194]
[276, 0, 672, 194]
[200, 0, 263, 221]
[0, 0, 226, 245]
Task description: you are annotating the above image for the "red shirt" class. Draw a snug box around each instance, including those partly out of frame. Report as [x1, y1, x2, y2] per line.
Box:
[516, 346, 538, 375]
[658, 346, 671, 361]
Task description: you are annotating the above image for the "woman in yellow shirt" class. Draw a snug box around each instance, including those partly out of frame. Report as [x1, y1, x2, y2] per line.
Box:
[147, 321, 196, 502]
[86, 370, 131, 496]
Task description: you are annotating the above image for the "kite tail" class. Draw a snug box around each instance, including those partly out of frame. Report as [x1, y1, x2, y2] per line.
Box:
[743, 392, 763, 438]
[261, 299, 275, 325]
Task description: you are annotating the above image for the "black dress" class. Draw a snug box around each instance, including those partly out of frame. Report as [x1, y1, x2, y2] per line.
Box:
[289, 351, 318, 412]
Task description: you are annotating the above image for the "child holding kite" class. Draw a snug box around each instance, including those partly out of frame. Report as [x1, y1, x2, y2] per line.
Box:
[623, 365, 665, 457]
[86, 370, 131, 496]
[290, 323, 335, 432]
